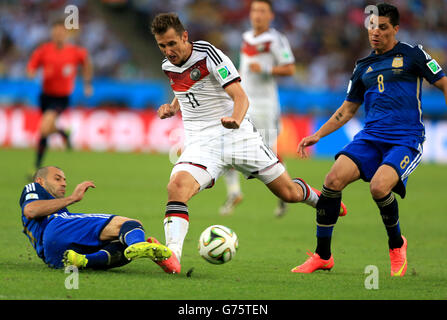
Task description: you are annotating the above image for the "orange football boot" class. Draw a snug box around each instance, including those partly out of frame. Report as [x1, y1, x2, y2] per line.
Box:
[147, 237, 181, 274]
[291, 251, 334, 273]
[389, 236, 407, 277]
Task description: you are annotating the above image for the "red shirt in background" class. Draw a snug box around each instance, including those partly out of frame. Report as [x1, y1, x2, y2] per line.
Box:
[27, 42, 88, 97]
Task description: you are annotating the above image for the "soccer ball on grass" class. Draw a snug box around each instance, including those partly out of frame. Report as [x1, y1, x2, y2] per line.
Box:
[198, 225, 238, 264]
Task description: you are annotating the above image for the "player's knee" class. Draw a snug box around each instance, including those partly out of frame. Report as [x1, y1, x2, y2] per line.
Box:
[324, 171, 345, 191]
[167, 177, 184, 195]
[167, 173, 197, 202]
[40, 124, 52, 137]
[112, 216, 134, 226]
[280, 183, 301, 203]
[101, 216, 140, 241]
[369, 180, 391, 199]
[113, 217, 142, 233]
[40, 114, 57, 136]
[127, 218, 142, 226]
[118, 219, 145, 245]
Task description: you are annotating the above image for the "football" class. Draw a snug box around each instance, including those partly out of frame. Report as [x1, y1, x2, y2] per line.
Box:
[198, 225, 238, 264]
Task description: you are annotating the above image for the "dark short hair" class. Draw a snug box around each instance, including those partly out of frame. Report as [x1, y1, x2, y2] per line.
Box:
[150, 13, 185, 36]
[377, 3, 399, 26]
[252, 0, 273, 11]
[33, 166, 62, 181]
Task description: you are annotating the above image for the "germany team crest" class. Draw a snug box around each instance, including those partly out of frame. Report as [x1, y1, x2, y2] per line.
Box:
[190, 68, 201, 81]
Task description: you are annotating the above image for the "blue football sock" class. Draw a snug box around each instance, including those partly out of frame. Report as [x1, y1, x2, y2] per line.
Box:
[85, 241, 131, 269]
[315, 186, 341, 260]
[119, 220, 146, 246]
[374, 193, 403, 249]
[85, 250, 110, 268]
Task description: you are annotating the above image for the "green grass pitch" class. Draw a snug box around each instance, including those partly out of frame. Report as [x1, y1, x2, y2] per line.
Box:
[0, 148, 446, 300]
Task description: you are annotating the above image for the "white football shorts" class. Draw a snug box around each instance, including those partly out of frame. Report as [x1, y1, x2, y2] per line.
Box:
[170, 119, 285, 191]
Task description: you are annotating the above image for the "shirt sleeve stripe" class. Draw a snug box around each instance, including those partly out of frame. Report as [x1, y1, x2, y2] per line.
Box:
[222, 77, 241, 88]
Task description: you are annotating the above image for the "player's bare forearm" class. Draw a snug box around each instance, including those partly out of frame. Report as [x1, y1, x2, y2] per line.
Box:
[315, 100, 361, 139]
[249, 62, 295, 77]
[297, 101, 360, 158]
[272, 63, 295, 77]
[222, 82, 248, 129]
[229, 95, 248, 126]
[24, 197, 78, 219]
[23, 181, 95, 219]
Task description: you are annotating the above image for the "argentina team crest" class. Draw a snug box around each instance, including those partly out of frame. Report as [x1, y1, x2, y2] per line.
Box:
[392, 55, 403, 68]
[190, 67, 201, 81]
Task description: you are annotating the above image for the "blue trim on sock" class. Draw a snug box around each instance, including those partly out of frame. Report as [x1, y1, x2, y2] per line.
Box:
[316, 225, 334, 238]
[385, 221, 401, 238]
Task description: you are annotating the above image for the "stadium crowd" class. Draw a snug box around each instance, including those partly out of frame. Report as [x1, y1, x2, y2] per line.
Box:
[0, 0, 133, 80]
[1, 0, 446, 90]
[132, 0, 447, 89]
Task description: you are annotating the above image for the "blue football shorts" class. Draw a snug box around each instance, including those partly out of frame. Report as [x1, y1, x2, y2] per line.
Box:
[335, 138, 423, 198]
[42, 212, 115, 268]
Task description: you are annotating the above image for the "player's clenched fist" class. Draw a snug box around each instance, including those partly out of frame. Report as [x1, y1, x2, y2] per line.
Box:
[157, 103, 177, 119]
[221, 117, 240, 129]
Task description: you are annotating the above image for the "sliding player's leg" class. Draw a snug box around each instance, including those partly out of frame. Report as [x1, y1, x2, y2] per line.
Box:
[63, 240, 130, 269]
[60, 215, 171, 269]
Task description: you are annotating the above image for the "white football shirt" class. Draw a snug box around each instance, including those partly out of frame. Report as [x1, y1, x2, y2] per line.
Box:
[162, 41, 242, 143]
[239, 28, 295, 116]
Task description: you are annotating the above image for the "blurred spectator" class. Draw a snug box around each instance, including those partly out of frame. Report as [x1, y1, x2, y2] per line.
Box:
[1, 0, 446, 91]
[0, 0, 132, 79]
[132, 0, 447, 90]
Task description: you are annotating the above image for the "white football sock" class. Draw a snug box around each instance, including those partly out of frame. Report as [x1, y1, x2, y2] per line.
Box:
[304, 188, 319, 208]
[293, 178, 319, 208]
[164, 215, 189, 262]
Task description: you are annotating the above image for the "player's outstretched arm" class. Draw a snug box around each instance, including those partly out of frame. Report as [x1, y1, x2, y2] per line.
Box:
[271, 63, 296, 77]
[23, 181, 95, 219]
[298, 100, 361, 158]
[158, 97, 180, 119]
[433, 76, 447, 107]
[249, 62, 295, 77]
[221, 82, 249, 129]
